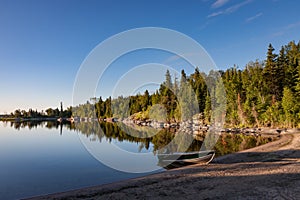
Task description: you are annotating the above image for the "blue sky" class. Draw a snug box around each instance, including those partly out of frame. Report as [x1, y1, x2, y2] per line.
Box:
[0, 0, 300, 113]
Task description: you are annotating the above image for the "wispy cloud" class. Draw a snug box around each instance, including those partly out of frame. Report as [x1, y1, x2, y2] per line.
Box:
[245, 12, 263, 23]
[272, 31, 285, 37]
[207, 0, 253, 18]
[163, 53, 200, 64]
[207, 11, 224, 18]
[211, 0, 230, 9]
[272, 21, 300, 37]
[286, 21, 300, 29]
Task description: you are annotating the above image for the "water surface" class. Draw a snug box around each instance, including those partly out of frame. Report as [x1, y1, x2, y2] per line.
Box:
[0, 121, 273, 199]
[0, 121, 155, 200]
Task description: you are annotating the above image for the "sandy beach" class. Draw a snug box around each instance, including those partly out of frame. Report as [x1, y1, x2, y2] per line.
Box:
[28, 132, 300, 200]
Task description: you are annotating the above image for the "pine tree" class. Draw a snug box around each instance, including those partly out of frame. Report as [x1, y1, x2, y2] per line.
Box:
[173, 74, 179, 96]
[159, 70, 177, 121]
[263, 44, 280, 102]
[204, 91, 211, 123]
[191, 67, 207, 113]
[164, 70, 173, 91]
[177, 69, 198, 121]
[277, 46, 288, 89]
[295, 64, 300, 96]
[105, 97, 112, 117]
[242, 61, 267, 126]
[282, 87, 296, 127]
[285, 41, 299, 91]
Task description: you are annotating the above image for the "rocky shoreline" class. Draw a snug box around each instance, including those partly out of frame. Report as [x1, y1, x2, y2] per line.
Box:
[120, 114, 299, 137]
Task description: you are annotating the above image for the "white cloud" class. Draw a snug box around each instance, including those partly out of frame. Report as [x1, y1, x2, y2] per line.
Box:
[211, 0, 230, 9]
[207, 11, 224, 18]
[272, 20, 300, 37]
[245, 12, 263, 23]
[286, 21, 300, 29]
[163, 53, 200, 64]
[208, 0, 253, 18]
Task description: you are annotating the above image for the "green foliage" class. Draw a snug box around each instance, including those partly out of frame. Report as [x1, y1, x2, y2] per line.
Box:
[6, 105, 72, 119]
[176, 69, 199, 121]
[72, 101, 95, 118]
[159, 70, 177, 121]
[148, 104, 167, 122]
[219, 40, 300, 127]
[282, 87, 297, 127]
[71, 40, 300, 128]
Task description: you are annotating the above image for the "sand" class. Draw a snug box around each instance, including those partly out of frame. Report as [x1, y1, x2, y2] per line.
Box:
[27, 133, 300, 200]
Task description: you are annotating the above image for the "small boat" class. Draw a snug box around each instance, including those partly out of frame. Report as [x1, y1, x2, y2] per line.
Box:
[157, 150, 215, 169]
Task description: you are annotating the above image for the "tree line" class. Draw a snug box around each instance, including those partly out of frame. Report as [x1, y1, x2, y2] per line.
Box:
[69, 40, 300, 128]
[3, 103, 72, 119]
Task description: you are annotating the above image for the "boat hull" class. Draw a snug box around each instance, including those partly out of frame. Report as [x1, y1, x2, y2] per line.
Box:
[157, 150, 215, 169]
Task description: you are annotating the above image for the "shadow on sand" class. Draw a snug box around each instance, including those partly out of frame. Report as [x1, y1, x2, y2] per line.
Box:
[212, 149, 300, 164]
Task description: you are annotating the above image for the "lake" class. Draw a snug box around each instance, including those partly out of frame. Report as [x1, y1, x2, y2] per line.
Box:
[0, 121, 273, 199]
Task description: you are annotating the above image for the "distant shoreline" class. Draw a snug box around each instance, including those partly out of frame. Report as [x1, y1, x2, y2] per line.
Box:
[0, 117, 74, 123]
[1, 117, 299, 136]
[0, 117, 58, 122]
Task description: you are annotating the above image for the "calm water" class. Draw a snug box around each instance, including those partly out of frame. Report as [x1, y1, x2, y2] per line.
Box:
[0, 121, 158, 200]
[0, 121, 273, 200]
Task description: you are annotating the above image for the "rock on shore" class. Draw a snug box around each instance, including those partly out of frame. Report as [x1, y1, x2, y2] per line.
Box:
[121, 115, 299, 138]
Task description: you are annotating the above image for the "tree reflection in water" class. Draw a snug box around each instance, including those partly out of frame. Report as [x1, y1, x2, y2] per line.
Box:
[6, 121, 276, 156]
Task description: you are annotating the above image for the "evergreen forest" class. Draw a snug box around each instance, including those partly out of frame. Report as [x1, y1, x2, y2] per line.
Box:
[73, 41, 300, 128]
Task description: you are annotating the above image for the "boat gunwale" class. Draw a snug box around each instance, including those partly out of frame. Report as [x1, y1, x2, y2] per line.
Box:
[157, 150, 215, 156]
